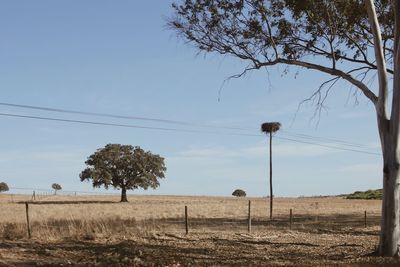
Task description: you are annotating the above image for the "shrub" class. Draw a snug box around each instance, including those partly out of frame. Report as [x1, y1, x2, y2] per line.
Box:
[2, 223, 25, 240]
[0, 182, 9, 193]
[346, 189, 382, 200]
[232, 189, 246, 197]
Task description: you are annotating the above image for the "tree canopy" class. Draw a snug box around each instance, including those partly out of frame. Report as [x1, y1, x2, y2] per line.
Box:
[232, 189, 247, 197]
[80, 144, 166, 202]
[52, 183, 62, 191]
[169, 0, 393, 107]
[0, 182, 9, 193]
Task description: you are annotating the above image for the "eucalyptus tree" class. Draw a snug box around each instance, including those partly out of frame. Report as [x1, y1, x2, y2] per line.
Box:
[169, 0, 400, 256]
[261, 122, 281, 219]
[80, 144, 166, 202]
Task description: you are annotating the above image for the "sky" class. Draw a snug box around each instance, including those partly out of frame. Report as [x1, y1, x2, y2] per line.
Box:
[0, 0, 382, 197]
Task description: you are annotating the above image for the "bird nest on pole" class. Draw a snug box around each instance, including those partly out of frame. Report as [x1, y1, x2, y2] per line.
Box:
[261, 122, 281, 133]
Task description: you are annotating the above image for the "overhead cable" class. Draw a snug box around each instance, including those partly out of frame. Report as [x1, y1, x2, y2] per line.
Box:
[0, 112, 381, 156]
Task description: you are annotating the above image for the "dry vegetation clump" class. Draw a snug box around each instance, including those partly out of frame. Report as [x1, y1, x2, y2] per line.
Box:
[1, 223, 26, 240]
[0, 194, 382, 239]
[0, 194, 396, 266]
[0, 229, 399, 266]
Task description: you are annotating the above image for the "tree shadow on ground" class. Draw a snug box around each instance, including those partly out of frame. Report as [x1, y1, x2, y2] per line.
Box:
[1, 235, 400, 267]
[0, 213, 388, 266]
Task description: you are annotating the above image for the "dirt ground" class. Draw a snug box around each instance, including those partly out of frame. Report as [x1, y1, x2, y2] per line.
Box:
[1, 229, 400, 267]
[0, 195, 399, 266]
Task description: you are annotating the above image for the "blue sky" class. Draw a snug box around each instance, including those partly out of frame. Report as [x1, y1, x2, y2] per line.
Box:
[0, 0, 381, 197]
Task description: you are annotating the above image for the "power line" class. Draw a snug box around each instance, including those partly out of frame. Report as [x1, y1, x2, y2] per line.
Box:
[0, 112, 260, 137]
[275, 136, 381, 156]
[0, 112, 381, 156]
[0, 102, 190, 126]
[9, 187, 120, 195]
[279, 130, 369, 149]
[0, 101, 372, 149]
[0, 102, 250, 131]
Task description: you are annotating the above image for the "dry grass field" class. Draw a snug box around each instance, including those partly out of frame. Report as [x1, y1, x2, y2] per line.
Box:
[0, 194, 399, 266]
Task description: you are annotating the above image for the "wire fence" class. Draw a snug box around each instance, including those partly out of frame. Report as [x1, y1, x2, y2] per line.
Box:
[0, 197, 381, 240]
[7, 187, 121, 200]
[9, 187, 121, 195]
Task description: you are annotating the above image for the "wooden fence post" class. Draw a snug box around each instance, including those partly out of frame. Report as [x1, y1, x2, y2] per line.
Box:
[25, 202, 31, 239]
[289, 209, 293, 230]
[185, 206, 189, 234]
[364, 210, 367, 228]
[248, 200, 251, 233]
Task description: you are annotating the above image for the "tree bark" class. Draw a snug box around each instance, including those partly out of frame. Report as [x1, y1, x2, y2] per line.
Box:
[269, 132, 273, 220]
[379, 135, 400, 256]
[365, 0, 400, 256]
[377, 114, 399, 256]
[120, 187, 128, 202]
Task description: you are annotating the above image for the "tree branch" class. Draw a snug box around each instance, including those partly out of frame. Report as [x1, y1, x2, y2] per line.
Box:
[366, 0, 389, 119]
[390, 0, 400, 139]
[218, 65, 258, 101]
[258, 58, 378, 105]
[296, 76, 341, 126]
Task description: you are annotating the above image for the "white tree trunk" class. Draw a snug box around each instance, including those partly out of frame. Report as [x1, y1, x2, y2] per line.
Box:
[366, 0, 400, 256]
[379, 127, 400, 256]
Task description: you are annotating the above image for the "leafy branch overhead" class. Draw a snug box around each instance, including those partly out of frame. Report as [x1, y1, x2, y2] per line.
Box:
[169, 0, 394, 105]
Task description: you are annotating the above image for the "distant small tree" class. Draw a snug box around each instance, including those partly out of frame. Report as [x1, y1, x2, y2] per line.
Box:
[0, 182, 9, 193]
[232, 189, 246, 197]
[80, 144, 166, 202]
[52, 183, 62, 195]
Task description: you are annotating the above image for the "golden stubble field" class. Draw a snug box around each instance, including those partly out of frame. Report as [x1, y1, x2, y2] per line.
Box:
[0, 194, 398, 266]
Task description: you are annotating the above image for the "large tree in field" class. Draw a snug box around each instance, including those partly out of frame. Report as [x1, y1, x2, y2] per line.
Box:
[169, 0, 400, 256]
[80, 144, 166, 202]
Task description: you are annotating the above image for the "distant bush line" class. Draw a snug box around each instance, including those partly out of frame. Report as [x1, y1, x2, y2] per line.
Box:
[346, 189, 382, 200]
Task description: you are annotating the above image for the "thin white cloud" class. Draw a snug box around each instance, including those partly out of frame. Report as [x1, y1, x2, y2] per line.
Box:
[365, 142, 381, 149]
[0, 146, 91, 183]
[339, 163, 381, 174]
[0, 147, 89, 163]
[171, 141, 342, 162]
[165, 153, 264, 190]
[339, 111, 370, 119]
[177, 146, 240, 158]
[274, 142, 340, 157]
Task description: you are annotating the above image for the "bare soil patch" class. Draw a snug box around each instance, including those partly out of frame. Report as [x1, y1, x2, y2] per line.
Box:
[0, 230, 399, 266]
[0, 195, 397, 266]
